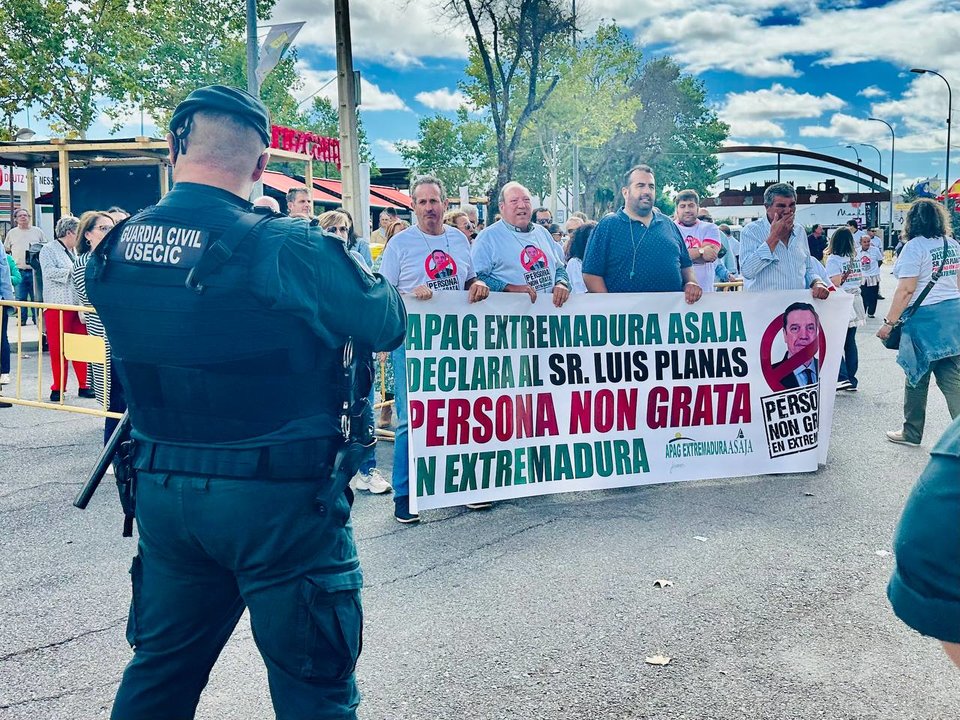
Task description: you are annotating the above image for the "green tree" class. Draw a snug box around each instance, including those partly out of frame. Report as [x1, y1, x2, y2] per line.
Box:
[525, 21, 642, 215]
[0, 0, 292, 138]
[1, 0, 144, 137]
[453, 0, 575, 213]
[579, 58, 728, 217]
[901, 182, 919, 203]
[119, 0, 294, 128]
[398, 108, 495, 194]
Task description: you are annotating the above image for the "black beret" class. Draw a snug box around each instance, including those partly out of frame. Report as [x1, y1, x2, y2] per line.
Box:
[169, 85, 271, 146]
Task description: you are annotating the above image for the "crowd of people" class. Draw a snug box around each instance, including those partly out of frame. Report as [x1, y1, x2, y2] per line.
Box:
[0, 207, 131, 455]
[3, 81, 960, 715]
[3, 167, 958, 523]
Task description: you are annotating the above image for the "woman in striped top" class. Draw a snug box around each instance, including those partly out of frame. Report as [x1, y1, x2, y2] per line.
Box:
[73, 211, 126, 443]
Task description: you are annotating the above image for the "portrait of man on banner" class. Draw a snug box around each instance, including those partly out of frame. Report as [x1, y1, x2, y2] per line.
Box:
[769, 301, 821, 390]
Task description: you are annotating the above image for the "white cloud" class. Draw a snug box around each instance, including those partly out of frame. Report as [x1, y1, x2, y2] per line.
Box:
[415, 88, 470, 111]
[814, 74, 960, 155]
[799, 113, 888, 142]
[374, 138, 415, 157]
[635, 0, 960, 79]
[271, 0, 470, 62]
[857, 86, 887, 99]
[717, 84, 844, 141]
[295, 64, 410, 112]
[725, 119, 787, 139]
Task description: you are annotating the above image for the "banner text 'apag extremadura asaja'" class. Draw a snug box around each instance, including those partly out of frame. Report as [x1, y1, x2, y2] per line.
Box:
[403, 291, 851, 512]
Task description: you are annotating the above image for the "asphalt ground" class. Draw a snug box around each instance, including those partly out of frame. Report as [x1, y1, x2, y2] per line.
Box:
[2, 274, 959, 719]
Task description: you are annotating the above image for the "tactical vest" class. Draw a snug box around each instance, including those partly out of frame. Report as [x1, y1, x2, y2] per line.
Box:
[86, 199, 340, 445]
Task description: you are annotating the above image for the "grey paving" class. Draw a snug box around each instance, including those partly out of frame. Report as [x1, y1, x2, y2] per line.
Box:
[2, 281, 959, 719]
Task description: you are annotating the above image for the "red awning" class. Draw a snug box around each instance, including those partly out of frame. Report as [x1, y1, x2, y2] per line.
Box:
[370, 184, 412, 210]
[262, 170, 340, 203]
[312, 178, 403, 210]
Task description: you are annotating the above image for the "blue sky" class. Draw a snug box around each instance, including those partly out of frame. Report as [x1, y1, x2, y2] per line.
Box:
[16, 0, 960, 197]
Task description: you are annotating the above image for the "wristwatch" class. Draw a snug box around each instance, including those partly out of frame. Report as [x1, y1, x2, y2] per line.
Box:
[883, 318, 900, 327]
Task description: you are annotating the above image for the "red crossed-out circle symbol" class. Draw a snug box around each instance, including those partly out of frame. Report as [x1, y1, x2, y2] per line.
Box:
[759, 312, 827, 391]
[424, 249, 457, 280]
[520, 244, 547, 271]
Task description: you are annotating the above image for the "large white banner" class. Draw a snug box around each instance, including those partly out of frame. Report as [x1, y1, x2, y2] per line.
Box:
[403, 291, 852, 512]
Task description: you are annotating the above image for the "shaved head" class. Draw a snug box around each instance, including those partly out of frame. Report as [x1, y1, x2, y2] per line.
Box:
[174, 110, 266, 178]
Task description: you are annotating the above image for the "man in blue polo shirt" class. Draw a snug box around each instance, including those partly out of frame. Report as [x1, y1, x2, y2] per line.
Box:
[582, 164, 702, 304]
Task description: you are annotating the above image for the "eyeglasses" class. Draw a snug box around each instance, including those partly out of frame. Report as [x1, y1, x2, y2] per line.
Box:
[330, 225, 349, 234]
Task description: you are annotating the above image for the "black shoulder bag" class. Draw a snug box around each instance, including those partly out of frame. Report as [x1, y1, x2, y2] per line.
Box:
[882, 237, 949, 350]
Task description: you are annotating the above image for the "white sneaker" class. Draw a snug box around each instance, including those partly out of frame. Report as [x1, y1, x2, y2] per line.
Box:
[0, 373, 9, 384]
[106, 464, 115, 476]
[353, 469, 392, 494]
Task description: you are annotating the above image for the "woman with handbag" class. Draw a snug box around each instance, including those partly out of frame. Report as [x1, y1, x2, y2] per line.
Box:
[877, 199, 960, 445]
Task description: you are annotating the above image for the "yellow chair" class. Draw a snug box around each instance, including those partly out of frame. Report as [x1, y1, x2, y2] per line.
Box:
[63, 332, 107, 365]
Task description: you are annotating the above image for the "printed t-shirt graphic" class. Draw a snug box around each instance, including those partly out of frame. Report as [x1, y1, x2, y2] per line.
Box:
[676, 219, 722, 292]
[520, 243, 552, 291]
[377, 225, 475, 294]
[824, 254, 862, 292]
[424, 248, 459, 290]
[470, 220, 566, 293]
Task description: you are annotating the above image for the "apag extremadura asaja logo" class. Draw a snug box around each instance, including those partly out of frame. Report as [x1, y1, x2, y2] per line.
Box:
[665, 428, 754, 459]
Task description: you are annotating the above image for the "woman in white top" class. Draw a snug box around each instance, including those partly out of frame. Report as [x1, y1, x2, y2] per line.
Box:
[74, 210, 126, 447]
[825, 227, 865, 391]
[39, 215, 94, 402]
[564, 221, 597, 294]
[877, 199, 960, 445]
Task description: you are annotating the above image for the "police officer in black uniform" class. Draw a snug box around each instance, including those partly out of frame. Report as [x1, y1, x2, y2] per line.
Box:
[86, 86, 406, 719]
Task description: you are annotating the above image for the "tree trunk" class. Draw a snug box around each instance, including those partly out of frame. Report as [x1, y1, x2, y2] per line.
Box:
[548, 143, 558, 217]
[582, 175, 598, 219]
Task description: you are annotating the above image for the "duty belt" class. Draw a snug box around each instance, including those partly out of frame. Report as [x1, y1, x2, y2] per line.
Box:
[132, 437, 342, 480]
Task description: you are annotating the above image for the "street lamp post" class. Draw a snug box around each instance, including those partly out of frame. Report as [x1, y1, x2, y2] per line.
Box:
[859, 142, 882, 179]
[868, 117, 895, 245]
[845, 144, 862, 218]
[859, 142, 882, 230]
[911, 68, 952, 203]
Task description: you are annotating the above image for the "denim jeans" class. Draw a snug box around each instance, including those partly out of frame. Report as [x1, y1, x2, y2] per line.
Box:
[16, 269, 35, 324]
[390, 344, 409, 499]
[358, 382, 376, 475]
[838, 327, 859, 388]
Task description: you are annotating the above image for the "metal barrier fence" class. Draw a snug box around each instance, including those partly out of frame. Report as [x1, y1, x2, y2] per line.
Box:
[0, 299, 122, 419]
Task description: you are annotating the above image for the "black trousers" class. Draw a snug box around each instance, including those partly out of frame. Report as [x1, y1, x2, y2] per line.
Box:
[862, 282, 880, 316]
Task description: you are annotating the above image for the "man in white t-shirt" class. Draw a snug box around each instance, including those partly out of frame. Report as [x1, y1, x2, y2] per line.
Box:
[674, 190, 722, 293]
[3, 208, 45, 324]
[378, 174, 490, 524]
[471, 182, 571, 307]
[846, 219, 866, 244]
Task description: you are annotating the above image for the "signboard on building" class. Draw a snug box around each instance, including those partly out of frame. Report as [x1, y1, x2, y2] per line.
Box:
[270, 125, 341, 169]
[0, 167, 53, 196]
